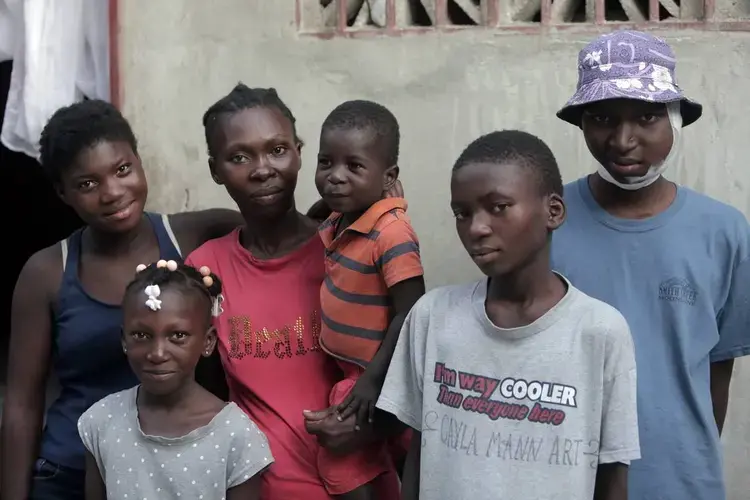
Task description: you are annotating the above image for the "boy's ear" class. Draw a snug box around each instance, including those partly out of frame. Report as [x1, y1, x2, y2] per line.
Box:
[208, 157, 222, 185]
[546, 193, 566, 231]
[54, 181, 69, 204]
[383, 164, 399, 189]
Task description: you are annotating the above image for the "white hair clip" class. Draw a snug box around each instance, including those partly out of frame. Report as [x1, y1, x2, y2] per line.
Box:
[144, 284, 162, 311]
[212, 294, 225, 318]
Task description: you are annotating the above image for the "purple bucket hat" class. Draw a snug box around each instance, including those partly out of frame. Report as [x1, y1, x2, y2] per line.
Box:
[557, 30, 702, 127]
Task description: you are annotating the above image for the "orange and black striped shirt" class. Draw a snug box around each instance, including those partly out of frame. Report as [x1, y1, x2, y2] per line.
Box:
[319, 198, 424, 367]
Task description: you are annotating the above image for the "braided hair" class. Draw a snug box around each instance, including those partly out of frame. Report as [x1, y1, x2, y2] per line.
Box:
[202, 83, 301, 157]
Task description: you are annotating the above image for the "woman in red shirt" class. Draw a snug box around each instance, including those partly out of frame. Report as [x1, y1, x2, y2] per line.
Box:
[187, 84, 401, 499]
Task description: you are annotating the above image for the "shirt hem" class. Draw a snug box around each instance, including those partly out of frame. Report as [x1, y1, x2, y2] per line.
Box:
[228, 458, 275, 489]
[710, 345, 750, 362]
[384, 267, 425, 289]
[320, 338, 369, 369]
[375, 397, 421, 431]
[598, 447, 641, 464]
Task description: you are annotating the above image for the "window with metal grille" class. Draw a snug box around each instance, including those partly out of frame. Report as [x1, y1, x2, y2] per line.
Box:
[297, 0, 750, 36]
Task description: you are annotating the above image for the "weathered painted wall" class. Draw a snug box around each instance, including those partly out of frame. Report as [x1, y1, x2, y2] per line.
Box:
[117, 1, 750, 497]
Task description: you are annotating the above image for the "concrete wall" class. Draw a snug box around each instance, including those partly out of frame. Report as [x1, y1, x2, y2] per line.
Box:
[117, 1, 750, 497]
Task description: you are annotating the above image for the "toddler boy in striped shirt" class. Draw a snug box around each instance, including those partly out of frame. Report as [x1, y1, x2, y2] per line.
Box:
[313, 100, 426, 500]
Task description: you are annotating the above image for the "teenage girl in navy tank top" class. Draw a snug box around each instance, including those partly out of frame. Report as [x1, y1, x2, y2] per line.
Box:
[0, 100, 246, 500]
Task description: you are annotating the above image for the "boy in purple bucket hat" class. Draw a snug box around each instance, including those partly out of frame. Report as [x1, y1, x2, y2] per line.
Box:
[552, 30, 750, 500]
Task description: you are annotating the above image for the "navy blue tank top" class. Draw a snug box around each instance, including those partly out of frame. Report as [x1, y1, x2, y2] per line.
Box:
[39, 213, 182, 470]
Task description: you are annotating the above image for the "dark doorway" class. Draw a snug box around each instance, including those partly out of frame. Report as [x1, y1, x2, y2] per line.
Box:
[0, 61, 83, 385]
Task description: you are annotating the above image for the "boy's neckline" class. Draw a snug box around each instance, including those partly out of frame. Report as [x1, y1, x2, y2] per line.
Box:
[577, 176, 686, 232]
[474, 273, 577, 340]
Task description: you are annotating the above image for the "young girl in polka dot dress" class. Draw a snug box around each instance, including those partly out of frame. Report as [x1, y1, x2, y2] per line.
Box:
[78, 260, 273, 500]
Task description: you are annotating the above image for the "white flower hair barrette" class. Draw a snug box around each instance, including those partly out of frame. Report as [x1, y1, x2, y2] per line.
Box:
[134, 262, 224, 317]
[144, 284, 162, 311]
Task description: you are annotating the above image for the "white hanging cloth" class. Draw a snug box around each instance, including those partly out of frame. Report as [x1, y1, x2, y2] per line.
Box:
[1, 0, 110, 160]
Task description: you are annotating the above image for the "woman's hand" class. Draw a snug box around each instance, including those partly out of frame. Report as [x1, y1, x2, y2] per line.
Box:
[303, 407, 377, 456]
[306, 199, 332, 222]
[385, 180, 404, 199]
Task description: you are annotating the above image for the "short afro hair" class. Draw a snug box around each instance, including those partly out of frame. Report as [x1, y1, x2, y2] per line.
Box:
[202, 83, 300, 156]
[39, 100, 138, 184]
[453, 130, 563, 197]
[321, 100, 400, 166]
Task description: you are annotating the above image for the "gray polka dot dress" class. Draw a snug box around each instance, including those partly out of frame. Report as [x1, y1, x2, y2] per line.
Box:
[78, 386, 273, 499]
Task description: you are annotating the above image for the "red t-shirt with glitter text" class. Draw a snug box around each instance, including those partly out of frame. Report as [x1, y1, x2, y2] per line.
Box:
[187, 230, 342, 500]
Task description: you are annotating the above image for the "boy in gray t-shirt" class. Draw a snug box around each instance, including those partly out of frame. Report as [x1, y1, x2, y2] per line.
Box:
[377, 131, 640, 500]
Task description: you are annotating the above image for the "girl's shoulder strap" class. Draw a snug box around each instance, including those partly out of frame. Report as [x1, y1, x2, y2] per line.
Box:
[161, 213, 182, 256]
[60, 238, 68, 272]
[144, 212, 183, 260]
[59, 227, 84, 275]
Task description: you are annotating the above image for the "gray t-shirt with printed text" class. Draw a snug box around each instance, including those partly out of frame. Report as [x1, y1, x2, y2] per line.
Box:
[377, 278, 640, 500]
[79, 386, 273, 499]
